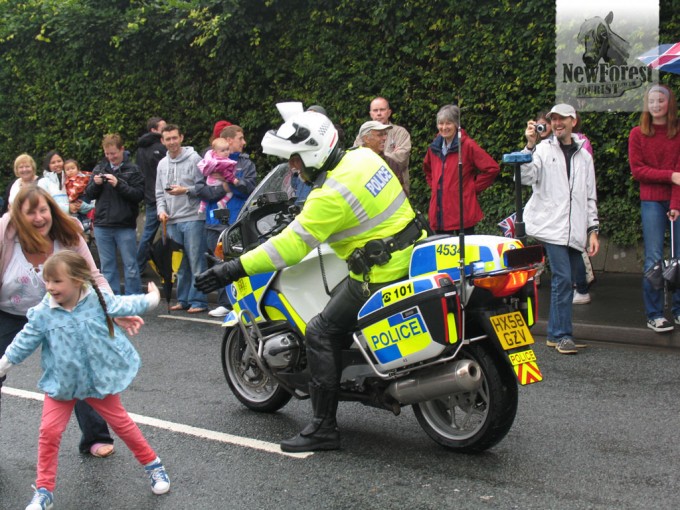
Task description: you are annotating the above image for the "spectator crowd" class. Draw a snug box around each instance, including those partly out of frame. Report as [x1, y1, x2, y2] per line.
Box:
[0, 85, 679, 506]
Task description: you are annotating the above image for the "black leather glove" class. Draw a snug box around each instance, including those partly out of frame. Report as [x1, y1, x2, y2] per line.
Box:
[195, 258, 246, 294]
[205, 251, 221, 269]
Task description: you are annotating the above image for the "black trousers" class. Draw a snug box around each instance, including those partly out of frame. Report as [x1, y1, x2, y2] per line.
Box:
[305, 276, 392, 391]
[0, 309, 113, 453]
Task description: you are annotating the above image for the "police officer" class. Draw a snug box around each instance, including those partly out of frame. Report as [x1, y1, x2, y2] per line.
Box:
[195, 111, 425, 452]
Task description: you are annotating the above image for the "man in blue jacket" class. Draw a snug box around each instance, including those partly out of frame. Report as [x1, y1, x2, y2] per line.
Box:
[197, 124, 257, 317]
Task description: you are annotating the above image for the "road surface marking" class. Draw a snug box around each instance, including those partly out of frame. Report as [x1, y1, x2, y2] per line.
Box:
[157, 314, 223, 325]
[1, 385, 312, 459]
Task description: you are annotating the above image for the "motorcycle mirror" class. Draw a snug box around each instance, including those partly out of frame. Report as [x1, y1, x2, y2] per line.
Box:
[221, 223, 244, 258]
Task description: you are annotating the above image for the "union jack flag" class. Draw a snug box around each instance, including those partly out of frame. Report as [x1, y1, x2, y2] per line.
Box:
[638, 43, 680, 75]
[498, 212, 517, 238]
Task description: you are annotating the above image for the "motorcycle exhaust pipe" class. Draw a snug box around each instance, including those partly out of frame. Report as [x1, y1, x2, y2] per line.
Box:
[385, 359, 482, 405]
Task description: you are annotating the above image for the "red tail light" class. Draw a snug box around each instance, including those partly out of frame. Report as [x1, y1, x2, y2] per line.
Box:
[472, 269, 537, 297]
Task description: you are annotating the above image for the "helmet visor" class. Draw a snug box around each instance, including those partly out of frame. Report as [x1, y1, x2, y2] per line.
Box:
[261, 122, 311, 158]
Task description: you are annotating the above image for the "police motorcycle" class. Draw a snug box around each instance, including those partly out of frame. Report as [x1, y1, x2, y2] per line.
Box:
[213, 155, 544, 453]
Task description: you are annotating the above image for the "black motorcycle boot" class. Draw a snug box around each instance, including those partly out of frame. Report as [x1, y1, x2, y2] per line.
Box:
[280, 387, 340, 453]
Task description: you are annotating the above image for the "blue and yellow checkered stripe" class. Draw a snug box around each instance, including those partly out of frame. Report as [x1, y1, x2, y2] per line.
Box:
[261, 291, 307, 335]
[358, 278, 435, 319]
[227, 272, 276, 322]
[361, 309, 431, 364]
[410, 244, 496, 280]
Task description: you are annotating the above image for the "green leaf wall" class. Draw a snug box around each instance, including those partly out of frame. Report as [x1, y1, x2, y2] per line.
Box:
[0, 0, 678, 246]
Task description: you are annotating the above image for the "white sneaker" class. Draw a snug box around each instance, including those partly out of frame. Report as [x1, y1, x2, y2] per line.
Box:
[647, 317, 674, 333]
[208, 306, 230, 317]
[573, 290, 591, 305]
[144, 458, 170, 495]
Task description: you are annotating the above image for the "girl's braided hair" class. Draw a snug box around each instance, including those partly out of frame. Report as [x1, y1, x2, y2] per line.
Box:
[42, 251, 115, 337]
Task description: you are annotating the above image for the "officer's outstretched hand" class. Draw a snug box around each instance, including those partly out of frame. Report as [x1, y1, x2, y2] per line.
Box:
[195, 258, 247, 294]
[205, 251, 221, 269]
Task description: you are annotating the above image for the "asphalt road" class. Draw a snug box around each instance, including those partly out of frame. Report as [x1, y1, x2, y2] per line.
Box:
[1, 311, 680, 510]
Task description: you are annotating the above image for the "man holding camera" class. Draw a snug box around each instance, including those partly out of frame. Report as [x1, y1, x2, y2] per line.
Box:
[520, 103, 599, 355]
[86, 133, 145, 295]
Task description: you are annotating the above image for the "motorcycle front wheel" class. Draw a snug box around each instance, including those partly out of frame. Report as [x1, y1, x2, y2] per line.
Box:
[221, 328, 292, 413]
[412, 342, 518, 453]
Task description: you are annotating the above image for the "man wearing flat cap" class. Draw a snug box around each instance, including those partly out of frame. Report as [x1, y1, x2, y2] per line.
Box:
[357, 120, 397, 170]
[521, 103, 599, 355]
[354, 97, 411, 194]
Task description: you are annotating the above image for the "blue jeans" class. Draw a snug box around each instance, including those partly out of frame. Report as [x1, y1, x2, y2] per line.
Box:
[167, 220, 208, 308]
[206, 226, 230, 307]
[136, 204, 160, 272]
[543, 242, 583, 341]
[94, 226, 142, 295]
[573, 253, 588, 294]
[641, 200, 680, 319]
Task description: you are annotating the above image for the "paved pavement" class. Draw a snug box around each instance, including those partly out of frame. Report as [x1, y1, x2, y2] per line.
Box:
[534, 271, 680, 349]
[135, 230, 672, 351]
[145, 267, 678, 350]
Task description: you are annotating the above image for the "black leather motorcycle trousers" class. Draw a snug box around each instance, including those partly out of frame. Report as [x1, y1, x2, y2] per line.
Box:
[305, 276, 391, 391]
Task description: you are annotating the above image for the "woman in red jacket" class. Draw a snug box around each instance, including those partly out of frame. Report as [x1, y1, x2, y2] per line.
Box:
[629, 84, 680, 333]
[423, 105, 499, 234]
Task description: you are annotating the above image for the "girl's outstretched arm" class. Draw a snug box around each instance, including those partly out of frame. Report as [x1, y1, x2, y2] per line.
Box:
[0, 354, 12, 378]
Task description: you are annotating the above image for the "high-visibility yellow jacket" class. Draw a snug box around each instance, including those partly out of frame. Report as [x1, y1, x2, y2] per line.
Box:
[241, 147, 418, 283]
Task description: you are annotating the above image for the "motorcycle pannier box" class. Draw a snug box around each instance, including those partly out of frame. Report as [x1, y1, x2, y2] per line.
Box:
[355, 274, 460, 372]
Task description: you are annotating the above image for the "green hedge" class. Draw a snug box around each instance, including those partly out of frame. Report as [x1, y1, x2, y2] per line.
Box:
[0, 0, 678, 246]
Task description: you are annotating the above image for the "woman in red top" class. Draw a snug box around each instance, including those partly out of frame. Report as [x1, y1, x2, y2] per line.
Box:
[629, 84, 680, 333]
[423, 105, 499, 234]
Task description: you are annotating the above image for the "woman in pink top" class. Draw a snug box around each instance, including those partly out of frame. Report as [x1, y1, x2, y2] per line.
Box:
[0, 185, 142, 459]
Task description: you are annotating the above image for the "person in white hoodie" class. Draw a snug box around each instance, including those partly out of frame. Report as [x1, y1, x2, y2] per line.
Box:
[520, 104, 599, 355]
[38, 150, 70, 214]
[155, 124, 208, 312]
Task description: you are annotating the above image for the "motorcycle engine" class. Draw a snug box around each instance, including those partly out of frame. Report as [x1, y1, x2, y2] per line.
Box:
[263, 332, 301, 369]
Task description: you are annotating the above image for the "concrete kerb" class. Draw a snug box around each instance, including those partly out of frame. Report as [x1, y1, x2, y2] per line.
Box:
[532, 321, 680, 350]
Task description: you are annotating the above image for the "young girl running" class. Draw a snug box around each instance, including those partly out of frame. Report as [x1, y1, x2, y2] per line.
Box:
[0, 251, 170, 510]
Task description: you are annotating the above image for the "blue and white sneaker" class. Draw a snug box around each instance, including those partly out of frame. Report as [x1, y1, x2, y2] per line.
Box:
[26, 486, 54, 510]
[144, 458, 170, 495]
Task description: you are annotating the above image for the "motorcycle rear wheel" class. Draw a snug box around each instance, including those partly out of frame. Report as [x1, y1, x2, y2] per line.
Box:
[221, 328, 292, 412]
[413, 342, 518, 452]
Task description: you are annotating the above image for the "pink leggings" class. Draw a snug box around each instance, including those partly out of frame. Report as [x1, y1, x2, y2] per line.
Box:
[36, 394, 157, 491]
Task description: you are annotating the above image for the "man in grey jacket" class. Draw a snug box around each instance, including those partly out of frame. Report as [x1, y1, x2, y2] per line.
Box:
[156, 124, 208, 313]
[521, 103, 599, 355]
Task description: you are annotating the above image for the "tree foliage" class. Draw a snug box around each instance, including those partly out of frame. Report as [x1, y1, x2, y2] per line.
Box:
[0, 0, 678, 246]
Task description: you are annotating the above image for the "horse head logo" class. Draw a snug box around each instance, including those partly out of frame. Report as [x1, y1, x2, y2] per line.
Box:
[577, 11, 630, 68]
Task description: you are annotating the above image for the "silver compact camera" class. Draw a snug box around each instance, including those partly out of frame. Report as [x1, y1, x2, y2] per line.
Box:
[535, 124, 546, 134]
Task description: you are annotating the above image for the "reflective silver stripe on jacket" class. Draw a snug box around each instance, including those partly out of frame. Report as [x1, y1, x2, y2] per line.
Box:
[325, 176, 408, 243]
[261, 219, 320, 269]
[261, 241, 287, 269]
[323, 177, 370, 223]
[290, 219, 321, 249]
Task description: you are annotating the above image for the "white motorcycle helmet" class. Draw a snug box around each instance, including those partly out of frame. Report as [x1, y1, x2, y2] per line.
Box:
[261, 111, 339, 181]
